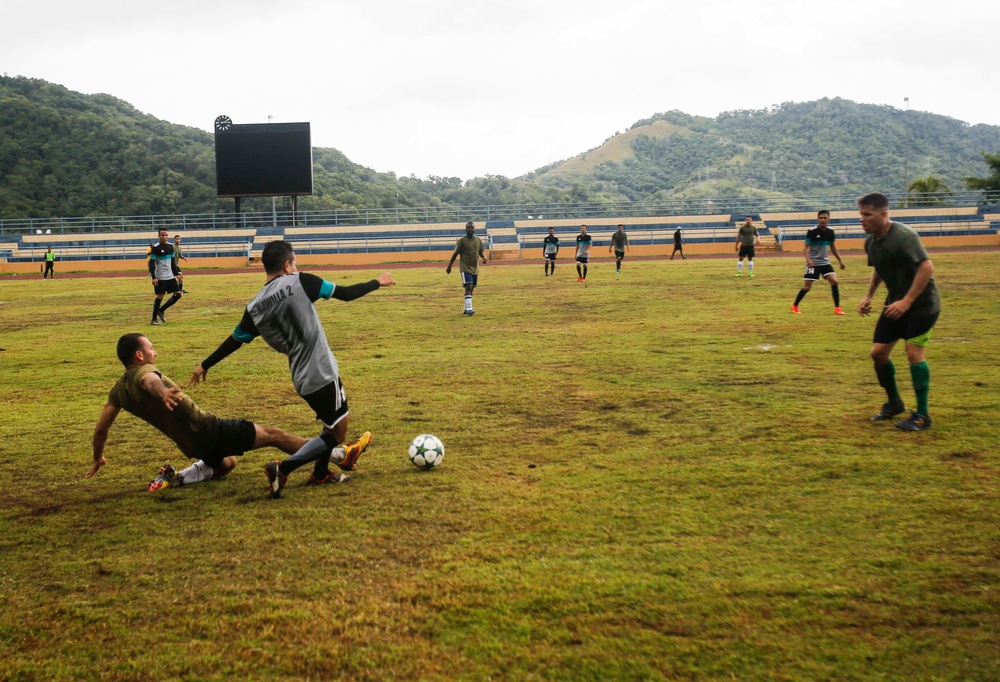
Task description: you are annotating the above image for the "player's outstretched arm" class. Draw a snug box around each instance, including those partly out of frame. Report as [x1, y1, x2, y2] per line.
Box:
[377, 272, 395, 287]
[88, 403, 121, 478]
[191, 335, 245, 387]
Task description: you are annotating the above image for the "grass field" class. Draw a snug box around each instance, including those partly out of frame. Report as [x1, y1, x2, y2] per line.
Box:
[1, 251, 998, 681]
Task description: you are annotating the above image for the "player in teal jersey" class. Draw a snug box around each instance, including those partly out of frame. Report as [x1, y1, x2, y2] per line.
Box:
[791, 210, 846, 314]
[543, 227, 559, 276]
[575, 225, 592, 281]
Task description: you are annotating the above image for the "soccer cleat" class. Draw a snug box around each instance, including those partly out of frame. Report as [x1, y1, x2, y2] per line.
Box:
[264, 460, 288, 499]
[896, 412, 932, 431]
[834, 307, 846, 315]
[749, 273, 755, 278]
[870, 401, 906, 422]
[148, 464, 177, 491]
[337, 431, 372, 471]
[616, 269, 621, 274]
[307, 470, 350, 485]
[576, 276, 584, 282]
[151, 318, 163, 326]
[791, 305, 801, 314]
[735, 273, 742, 277]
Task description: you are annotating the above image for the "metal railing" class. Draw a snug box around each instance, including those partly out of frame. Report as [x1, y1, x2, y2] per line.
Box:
[3, 191, 997, 236]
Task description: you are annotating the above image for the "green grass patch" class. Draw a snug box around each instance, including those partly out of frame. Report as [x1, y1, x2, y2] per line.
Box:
[1, 253, 998, 680]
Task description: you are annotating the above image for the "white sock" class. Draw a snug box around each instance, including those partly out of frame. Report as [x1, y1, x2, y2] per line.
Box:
[737, 261, 743, 272]
[177, 460, 214, 485]
[464, 295, 473, 311]
[749, 261, 755, 273]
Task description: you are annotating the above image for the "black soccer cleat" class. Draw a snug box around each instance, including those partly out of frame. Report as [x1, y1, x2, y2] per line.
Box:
[870, 402, 906, 422]
[895, 412, 932, 431]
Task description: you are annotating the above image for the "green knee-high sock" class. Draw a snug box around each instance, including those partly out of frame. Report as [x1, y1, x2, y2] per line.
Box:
[875, 360, 902, 405]
[910, 361, 930, 417]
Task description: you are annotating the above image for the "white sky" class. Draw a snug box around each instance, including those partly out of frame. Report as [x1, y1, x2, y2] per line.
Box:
[4, 0, 996, 181]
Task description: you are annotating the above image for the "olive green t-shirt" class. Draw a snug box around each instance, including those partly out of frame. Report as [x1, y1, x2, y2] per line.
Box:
[738, 224, 758, 246]
[864, 221, 941, 317]
[107, 365, 217, 459]
[610, 231, 628, 251]
[452, 235, 485, 275]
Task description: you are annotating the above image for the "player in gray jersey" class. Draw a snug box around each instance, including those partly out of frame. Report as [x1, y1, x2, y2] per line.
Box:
[189, 240, 396, 498]
[791, 210, 846, 315]
[148, 229, 183, 325]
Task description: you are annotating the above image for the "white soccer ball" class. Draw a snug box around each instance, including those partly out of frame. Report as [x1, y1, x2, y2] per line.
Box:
[408, 434, 444, 470]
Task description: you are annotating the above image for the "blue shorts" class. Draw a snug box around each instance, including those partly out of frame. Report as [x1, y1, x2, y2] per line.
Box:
[461, 272, 478, 287]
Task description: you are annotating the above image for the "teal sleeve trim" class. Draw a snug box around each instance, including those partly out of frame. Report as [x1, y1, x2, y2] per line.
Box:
[319, 280, 335, 300]
[233, 327, 256, 343]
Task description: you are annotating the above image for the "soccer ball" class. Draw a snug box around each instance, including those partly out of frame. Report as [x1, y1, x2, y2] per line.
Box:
[408, 434, 444, 470]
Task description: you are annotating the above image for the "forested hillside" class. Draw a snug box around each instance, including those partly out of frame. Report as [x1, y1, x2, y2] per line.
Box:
[534, 99, 1000, 201]
[2, 76, 998, 219]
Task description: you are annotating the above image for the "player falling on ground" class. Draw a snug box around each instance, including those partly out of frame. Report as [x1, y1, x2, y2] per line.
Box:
[149, 229, 183, 325]
[857, 192, 941, 432]
[792, 210, 846, 315]
[89, 333, 341, 491]
[189, 240, 393, 497]
[543, 227, 559, 276]
[735, 217, 760, 277]
[575, 225, 592, 281]
[609, 224, 630, 274]
[446, 221, 487, 315]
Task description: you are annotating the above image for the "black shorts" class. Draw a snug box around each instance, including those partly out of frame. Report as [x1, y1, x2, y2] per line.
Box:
[197, 418, 257, 468]
[302, 377, 349, 429]
[614, 250, 625, 260]
[544, 253, 557, 261]
[873, 311, 939, 347]
[576, 256, 589, 264]
[154, 278, 181, 296]
[738, 245, 756, 259]
[804, 264, 835, 281]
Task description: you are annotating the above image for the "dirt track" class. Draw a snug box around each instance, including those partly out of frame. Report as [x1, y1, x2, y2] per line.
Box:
[10, 245, 998, 280]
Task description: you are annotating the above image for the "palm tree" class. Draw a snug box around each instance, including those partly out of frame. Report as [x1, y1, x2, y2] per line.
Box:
[906, 176, 952, 207]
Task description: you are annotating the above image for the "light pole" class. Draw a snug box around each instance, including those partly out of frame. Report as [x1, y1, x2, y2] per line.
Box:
[269, 114, 277, 226]
[903, 97, 909, 206]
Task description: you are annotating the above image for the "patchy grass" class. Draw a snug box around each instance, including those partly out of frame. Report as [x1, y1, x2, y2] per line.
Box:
[1, 252, 998, 681]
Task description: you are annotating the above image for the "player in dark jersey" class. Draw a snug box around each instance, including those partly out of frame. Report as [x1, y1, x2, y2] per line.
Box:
[446, 222, 487, 315]
[671, 228, 686, 260]
[791, 210, 846, 315]
[542, 227, 559, 276]
[609, 224, 630, 274]
[89, 333, 320, 491]
[575, 225, 592, 282]
[857, 193, 941, 431]
[735, 217, 759, 277]
[189, 241, 395, 497]
[148, 229, 182, 325]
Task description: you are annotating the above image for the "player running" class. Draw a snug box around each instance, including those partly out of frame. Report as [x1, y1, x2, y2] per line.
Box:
[189, 240, 393, 497]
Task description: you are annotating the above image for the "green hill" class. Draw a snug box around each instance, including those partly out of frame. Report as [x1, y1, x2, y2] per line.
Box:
[2, 76, 998, 219]
[532, 99, 1000, 201]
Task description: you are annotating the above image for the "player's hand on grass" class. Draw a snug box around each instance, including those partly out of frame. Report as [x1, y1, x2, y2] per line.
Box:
[187, 365, 207, 389]
[86, 456, 106, 478]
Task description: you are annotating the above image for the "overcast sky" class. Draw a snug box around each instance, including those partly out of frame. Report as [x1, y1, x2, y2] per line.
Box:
[4, 0, 996, 180]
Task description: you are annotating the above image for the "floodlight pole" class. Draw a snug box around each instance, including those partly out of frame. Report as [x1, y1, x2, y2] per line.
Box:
[903, 97, 909, 207]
